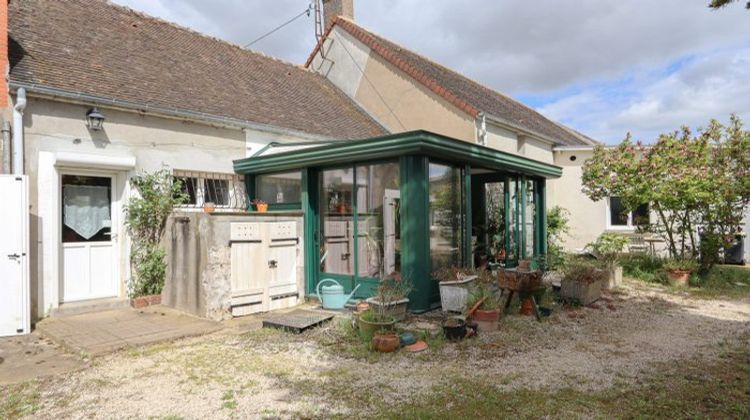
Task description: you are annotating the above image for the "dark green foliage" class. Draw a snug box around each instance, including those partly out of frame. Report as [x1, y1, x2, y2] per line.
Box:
[124, 169, 188, 297]
[709, 0, 750, 9]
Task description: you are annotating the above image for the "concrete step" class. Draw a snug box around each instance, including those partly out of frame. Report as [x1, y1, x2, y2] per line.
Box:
[49, 298, 130, 318]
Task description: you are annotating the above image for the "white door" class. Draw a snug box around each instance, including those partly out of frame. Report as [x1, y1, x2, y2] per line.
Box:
[0, 175, 30, 337]
[61, 174, 118, 302]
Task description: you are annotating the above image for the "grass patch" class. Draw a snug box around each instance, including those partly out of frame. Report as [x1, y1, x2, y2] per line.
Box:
[377, 340, 750, 419]
[0, 382, 41, 418]
[623, 255, 750, 298]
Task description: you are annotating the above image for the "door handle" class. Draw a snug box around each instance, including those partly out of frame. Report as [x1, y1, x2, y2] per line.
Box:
[7, 253, 20, 260]
[268, 259, 278, 268]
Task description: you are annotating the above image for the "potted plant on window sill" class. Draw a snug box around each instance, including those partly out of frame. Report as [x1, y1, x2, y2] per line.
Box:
[433, 267, 478, 313]
[366, 273, 413, 322]
[586, 232, 629, 289]
[560, 260, 607, 305]
[203, 201, 216, 213]
[252, 198, 268, 213]
[663, 257, 698, 286]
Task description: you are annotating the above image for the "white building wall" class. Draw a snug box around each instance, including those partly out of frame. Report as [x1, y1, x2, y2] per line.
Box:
[22, 97, 312, 318]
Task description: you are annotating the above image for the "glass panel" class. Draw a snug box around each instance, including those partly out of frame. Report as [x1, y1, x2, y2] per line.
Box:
[175, 176, 198, 206]
[525, 179, 536, 258]
[633, 203, 649, 226]
[319, 168, 355, 275]
[485, 182, 506, 261]
[429, 162, 463, 271]
[256, 171, 302, 204]
[204, 179, 229, 206]
[62, 175, 112, 243]
[609, 196, 628, 226]
[355, 162, 400, 279]
[508, 178, 518, 261]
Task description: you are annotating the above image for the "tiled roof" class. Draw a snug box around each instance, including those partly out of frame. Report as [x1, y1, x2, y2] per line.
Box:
[307, 17, 597, 146]
[8, 0, 386, 139]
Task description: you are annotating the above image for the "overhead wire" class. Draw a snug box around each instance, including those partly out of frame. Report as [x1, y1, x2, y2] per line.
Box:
[243, 5, 312, 48]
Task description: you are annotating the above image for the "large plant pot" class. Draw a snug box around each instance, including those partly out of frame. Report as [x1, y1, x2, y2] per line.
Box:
[473, 309, 499, 332]
[604, 266, 623, 289]
[561, 278, 602, 305]
[130, 294, 161, 308]
[372, 331, 400, 353]
[666, 269, 691, 286]
[358, 317, 396, 342]
[366, 297, 409, 322]
[439, 275, 477, 312]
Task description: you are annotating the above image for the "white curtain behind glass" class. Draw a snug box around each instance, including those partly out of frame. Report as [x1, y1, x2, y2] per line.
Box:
[63, 185, 110, 239]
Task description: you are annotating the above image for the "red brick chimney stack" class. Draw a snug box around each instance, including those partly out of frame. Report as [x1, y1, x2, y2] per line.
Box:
[0, 0, 8, 108]
[323, 0, 353, 29]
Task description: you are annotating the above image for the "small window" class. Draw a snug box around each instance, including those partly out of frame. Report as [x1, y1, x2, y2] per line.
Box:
[173, 170, 246, 210]
[608, 196, 649, 229]
[256, 171, 302, 204]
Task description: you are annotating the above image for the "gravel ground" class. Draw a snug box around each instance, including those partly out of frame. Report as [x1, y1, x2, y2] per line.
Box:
[13, 279, 750, 419]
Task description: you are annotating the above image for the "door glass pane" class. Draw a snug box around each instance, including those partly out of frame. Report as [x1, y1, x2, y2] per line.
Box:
[62, 175, 112, 243]
[429, 163, 463, 272]
[508, 178, 518, 261]
[525, 179, 536, 258]
[485, 182, 506, 261]
[355, 162, 400, 279]
[319, 168, 354, 275]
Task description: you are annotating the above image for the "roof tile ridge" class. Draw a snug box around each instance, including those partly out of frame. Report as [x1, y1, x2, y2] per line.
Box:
[334, 19, 480, 117]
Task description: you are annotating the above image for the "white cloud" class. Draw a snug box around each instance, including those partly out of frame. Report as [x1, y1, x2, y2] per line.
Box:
[538, 47, 750, 143]
[110, 0, 750, 144]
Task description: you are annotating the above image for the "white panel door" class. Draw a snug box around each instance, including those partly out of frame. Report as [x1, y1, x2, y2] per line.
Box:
[0, 176, 30, 337]
[383, 189, 400, 277]
[61, 175, 118, 302]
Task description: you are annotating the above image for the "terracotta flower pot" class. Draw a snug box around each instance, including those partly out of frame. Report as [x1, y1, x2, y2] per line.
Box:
[517, 259, 531, 271]
[372, 331, 400, 353]
[256, 203, 268, 213]
[666, 269, 691, 286]
[474, 309, 499, 332]
[203, 202, 216, 213]
[520, 298, 534, 316]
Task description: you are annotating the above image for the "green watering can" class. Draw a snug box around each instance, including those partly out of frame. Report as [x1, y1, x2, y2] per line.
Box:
[316, 279, 360, 310]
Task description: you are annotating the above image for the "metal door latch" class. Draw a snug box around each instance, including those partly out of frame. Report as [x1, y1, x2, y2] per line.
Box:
[7, 253, 20, 260]
[268, 259, 278, 268]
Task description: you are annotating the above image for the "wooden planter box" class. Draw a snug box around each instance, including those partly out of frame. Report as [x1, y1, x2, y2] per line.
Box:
[130, 294, 161, 309]
[366, 297, 410, 322]
[439, 275, 477, 312]
[561, 278, 602, 305]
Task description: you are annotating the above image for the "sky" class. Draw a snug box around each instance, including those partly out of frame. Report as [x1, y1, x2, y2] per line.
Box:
[111, 0, 750, 144]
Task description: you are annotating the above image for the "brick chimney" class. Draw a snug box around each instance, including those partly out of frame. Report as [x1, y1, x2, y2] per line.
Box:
[323, 0, 353, 29]
[0, 0, 8, 108]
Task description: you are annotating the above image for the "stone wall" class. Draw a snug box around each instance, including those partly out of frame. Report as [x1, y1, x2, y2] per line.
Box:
[162, 211, 305, 320]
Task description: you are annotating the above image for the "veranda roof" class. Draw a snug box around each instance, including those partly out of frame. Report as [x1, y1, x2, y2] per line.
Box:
[233, 130, 562, 179]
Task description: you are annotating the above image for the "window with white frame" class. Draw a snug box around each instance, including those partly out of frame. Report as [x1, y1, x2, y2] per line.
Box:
[608, 196, 649, 229]
[173, 170, 247, 210]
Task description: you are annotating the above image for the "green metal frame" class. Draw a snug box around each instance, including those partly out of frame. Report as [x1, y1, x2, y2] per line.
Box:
[234, 130, 560, 313]
[234, 130, 562, 178]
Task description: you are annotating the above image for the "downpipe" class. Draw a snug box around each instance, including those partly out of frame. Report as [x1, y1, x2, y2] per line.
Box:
[12, 87, 27, 175]
[1, 120, 10, 174]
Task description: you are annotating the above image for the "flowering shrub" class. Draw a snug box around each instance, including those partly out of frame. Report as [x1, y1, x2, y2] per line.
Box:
[582, 115, 750, 269]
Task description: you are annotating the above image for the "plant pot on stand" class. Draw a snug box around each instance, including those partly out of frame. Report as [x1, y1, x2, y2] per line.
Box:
[604, 265, 623, 289]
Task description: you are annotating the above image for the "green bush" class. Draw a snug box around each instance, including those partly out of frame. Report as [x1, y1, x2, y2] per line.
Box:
[621, 254, 667, 284]
[124, 169, 187, 298]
